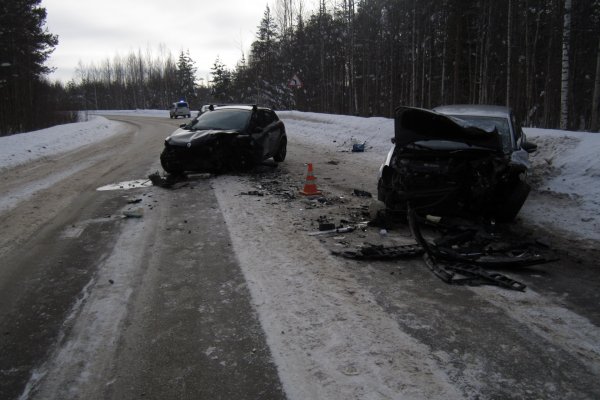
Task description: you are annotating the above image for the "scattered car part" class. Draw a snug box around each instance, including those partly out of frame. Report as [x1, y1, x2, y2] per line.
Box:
[332, 243, 424, 260]
[308, 225, 359, 236]
[352, 189, 372, 198]
[352, 142, 366, 152]
[330, 207, 556, 290]
[319, 223, 336, 231]
[423, 255, 527, 291]
[148, 171, 188, 189]
[407, 208, 529, 290]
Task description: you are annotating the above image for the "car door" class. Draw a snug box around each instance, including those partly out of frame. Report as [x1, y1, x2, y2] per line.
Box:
[260, 110, 281, 156]
[248, 110, 270, 159]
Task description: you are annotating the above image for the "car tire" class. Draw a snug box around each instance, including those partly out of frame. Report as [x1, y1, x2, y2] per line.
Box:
[273, 137, 287, 162]
[160, 148, 184, 174]
[495, 181, 531, 222]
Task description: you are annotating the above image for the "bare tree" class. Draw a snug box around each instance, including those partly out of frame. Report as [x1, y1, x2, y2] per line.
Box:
[560, 0, 572, 129]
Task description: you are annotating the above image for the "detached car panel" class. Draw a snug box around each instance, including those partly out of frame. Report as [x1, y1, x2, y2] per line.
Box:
[378, 105, 536, 222]
[160, 105, 287, 173]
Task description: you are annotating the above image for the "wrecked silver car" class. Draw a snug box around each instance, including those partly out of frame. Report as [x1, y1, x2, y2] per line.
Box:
[160, 105, 287, 173]
[377, 105, 537, 222]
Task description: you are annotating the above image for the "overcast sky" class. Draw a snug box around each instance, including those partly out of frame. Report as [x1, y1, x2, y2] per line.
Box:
[40, 0, 319, 84]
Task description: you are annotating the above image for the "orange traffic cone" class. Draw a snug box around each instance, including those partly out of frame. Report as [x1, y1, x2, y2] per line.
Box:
[299, 163, 322, 196]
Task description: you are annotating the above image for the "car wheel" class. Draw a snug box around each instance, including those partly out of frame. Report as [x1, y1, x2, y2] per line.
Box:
[273, 137, 287, 162]
[495, 181, 531, 222]
[160, 148, 184, 174]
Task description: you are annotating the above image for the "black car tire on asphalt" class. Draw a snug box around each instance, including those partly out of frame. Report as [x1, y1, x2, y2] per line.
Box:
[273, 137, 287, 162]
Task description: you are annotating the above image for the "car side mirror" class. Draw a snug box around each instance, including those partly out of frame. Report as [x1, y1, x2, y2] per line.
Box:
[522, 141, 537, 153]
[179, 123, 186, 128]
[391, 138, 396, 144]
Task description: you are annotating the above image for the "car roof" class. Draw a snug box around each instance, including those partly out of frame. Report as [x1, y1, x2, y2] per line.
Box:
[433, 104, 511, 118]
[211, 105, 273, 112]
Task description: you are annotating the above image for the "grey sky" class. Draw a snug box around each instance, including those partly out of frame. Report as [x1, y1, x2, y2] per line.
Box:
[40, 0, 319, 84]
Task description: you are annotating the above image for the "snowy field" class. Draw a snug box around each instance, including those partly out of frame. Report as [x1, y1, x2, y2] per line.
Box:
[1, 109, 599, 242]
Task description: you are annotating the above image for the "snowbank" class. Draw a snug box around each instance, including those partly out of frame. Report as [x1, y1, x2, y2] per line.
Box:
[0, 116, 126, 171]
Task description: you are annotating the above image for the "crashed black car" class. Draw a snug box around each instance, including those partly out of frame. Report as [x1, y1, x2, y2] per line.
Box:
[160, 105, 287, 173]
[377, 105, 537, 222]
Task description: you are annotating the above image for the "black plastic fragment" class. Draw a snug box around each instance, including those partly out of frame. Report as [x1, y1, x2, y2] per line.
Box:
[333, 243, 424, 260]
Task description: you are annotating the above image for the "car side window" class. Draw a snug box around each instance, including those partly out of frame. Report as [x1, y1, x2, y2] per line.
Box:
[249, 111, 260, 131]
[257, 110, 276, 128]
[265, 111, 277, 125]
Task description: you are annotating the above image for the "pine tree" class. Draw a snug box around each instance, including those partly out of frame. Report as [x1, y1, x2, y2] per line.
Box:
[0, 0, 58, 134]
[176, 50, 197, 102]
[210, 56, 231, 101]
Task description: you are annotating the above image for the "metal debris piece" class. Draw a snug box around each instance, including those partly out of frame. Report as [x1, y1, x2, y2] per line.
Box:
[352, 143, 366, 152]
[308, 226, 356, 236]
[148, 171, 188, 188]
[352, 189, 372, 198]
[333, 243, 424, 260]
[319, 223, 336, 231]
[423, 255, 527, 291]
[240, 190, 264, 196]
[407, 208, 529, 290]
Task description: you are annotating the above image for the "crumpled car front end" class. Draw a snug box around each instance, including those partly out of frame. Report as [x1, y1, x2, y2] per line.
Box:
[378, 107, 531, 222]
[160, 128, 262, 173]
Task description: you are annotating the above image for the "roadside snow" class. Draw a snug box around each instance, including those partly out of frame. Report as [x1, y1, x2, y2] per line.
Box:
[93, 109, 169, 118]
[2, 110, 599, 242]
[0, 116, 126, 172]
[523, 128, 600, 241]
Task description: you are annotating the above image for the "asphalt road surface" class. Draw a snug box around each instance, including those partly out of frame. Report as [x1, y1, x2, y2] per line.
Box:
[0, 116, 285, 399]
[1, 115, 599, 399]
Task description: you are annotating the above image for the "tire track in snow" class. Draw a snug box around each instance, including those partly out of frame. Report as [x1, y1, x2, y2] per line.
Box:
[214, 176, 465, 400]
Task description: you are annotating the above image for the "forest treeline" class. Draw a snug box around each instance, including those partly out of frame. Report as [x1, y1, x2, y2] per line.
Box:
[2, 0, 600, 135]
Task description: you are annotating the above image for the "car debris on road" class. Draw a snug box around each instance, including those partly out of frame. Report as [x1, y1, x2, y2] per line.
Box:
[331, 206, 557, 291]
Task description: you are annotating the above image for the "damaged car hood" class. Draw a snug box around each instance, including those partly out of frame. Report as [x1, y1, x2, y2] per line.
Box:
[166, 128, 242, 146]
[394, 107, 503, 151]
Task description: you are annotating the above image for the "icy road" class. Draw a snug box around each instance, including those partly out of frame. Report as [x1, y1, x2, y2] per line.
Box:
[1, 113, 599, 399]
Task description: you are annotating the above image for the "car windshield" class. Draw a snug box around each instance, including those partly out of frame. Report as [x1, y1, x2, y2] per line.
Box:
[191, 109, 251, 131]
[448, 115, 512, 152]
[176, 102, 188, 108]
